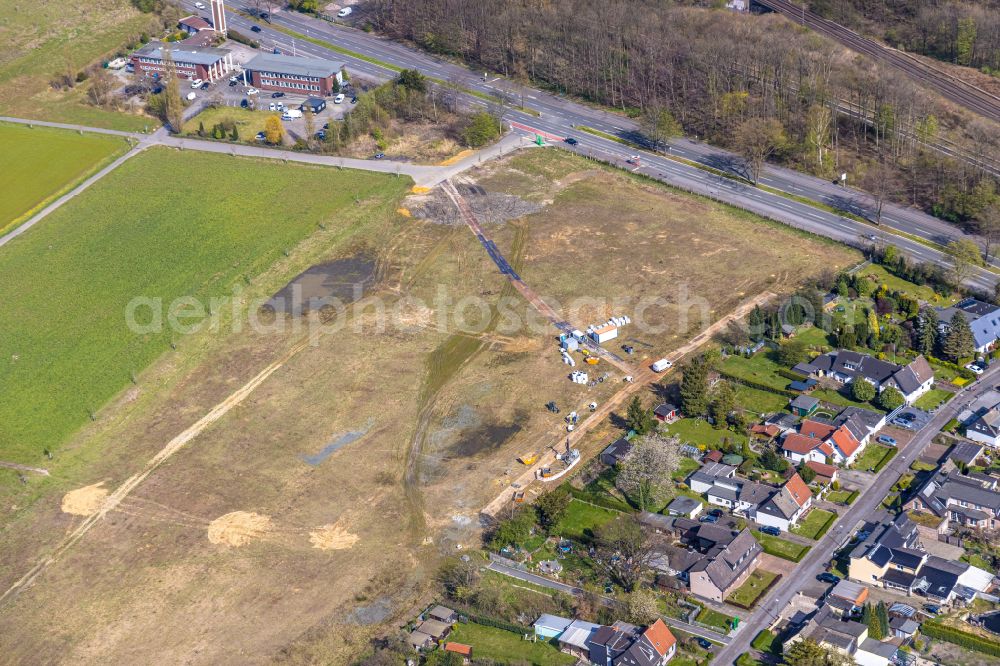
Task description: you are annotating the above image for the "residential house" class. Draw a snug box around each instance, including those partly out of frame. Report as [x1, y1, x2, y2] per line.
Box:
[653, 403, 680, 422]
[784, 606, 869, 658]
[855, 639, 897, 666]
[558, 619, 602, 659]
[687, 463, 737, 494]
[808, 350, 934, 404]
[848, 511, 926, 590]
[750, 423, 782, 440]
[889, 617, 919, 641]
[804, 460, 839, 485]
[406, 629, 434, 651]
[966, 408, 1000, 448]
[937, 297, 1000, 354]
[827, 579, 869, 616]
[949, 441, 986, 466]
[178, 15, 214, 35]
[688, 528, 762, 602]
[754, 474, 812, 532]
[666, 496, 703, 519]
[764, 412, 799, 434]
[781, 432, 833, 465]
[601, 438, 633, 466]
[415, 619, 452, 642]
[583, 619, 677, 666]
[905, 467, 1000, 531]
[781, 414, 872, 466]
[833, 406, 887, 448]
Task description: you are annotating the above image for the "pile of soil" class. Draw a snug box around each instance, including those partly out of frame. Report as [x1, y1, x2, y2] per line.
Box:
[308, 521, 360, 550]
[61, 482, 109, 516]
[408, 187, 542, 226]
[207, 511, 272, 547]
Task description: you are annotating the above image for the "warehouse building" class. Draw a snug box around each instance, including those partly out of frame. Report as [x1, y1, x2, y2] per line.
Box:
[246, 53, 345, 95]
[130, 42, 233, 82]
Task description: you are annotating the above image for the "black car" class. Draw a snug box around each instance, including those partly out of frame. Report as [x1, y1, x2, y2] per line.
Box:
[373, 152, 385, 160]
[759, 525, 781, 536]
[240, 98, 249, 108]
[696, 638, 712, 650]
[200, 82, 209, 90]
[251, 25, 262, 33]
[350, 96, 358, 104]
[259, 12, 269, 19]
[228, 80, 237, 87]
[817, 572, 841, 584]
[271, 92, 285, 98]
[564, 137, 578, 145]
[708, 508, 723, 518]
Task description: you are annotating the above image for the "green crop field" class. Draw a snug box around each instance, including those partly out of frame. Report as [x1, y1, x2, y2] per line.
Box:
[0, 147, 409, 463]
[0, 122, 130, 234]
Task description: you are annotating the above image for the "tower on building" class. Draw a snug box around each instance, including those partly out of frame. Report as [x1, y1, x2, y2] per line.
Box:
[211, 0, 227, 37]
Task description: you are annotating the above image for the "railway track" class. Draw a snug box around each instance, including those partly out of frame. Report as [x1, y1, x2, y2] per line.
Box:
[755, 0, 1000, 124]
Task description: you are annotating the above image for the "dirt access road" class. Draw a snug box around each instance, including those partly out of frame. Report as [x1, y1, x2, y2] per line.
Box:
[439, 177, 778, 518]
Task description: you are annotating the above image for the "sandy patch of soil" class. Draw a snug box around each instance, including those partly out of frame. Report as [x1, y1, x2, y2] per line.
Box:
[61, 483, 108, 516]
[206, 511, 272, 547]
[309, 521, 360, 550]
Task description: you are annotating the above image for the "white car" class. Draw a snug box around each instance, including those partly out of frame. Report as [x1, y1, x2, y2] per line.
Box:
[269, 102, 277, 111]
[245, 87, 259, 96]
[190, 78, 203, 88]
[195, 1, 205, 8]
[966, 361, 987, 375]
[337, 7, 353, 17]
[276, 102, 285, 111]
[334, 93, 345, 104]
[186, 92, 196, 101]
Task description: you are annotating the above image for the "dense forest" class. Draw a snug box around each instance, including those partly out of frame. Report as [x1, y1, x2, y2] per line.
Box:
[369, 0, 999, 232]
[806, 0, 1000, 74]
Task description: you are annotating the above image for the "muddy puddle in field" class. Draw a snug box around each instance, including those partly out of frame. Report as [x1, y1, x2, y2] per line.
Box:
[263, 255, 376, 316]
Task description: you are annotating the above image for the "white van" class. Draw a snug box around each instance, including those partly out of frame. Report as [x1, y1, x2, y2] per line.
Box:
[281, 109, 303, 120]
[651, 358, 673, 372]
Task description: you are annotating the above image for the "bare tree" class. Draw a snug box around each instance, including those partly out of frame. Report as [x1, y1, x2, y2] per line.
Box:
[592, 515, 655, 592]
[974, 203, 1000, 263]
[735, 117, 786, 184]
[860, 160, 894, 225]
[946, 238, 984, 285]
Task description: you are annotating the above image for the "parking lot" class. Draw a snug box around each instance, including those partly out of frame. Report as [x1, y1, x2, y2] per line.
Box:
[887, 407, 932, 431]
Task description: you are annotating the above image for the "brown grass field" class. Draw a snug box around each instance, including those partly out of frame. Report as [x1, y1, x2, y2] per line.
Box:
[0, 148, 859, 664]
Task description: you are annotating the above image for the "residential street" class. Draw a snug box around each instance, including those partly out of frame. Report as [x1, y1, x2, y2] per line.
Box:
[173, 1, 999, 293]
[711, 365, 1000, 666]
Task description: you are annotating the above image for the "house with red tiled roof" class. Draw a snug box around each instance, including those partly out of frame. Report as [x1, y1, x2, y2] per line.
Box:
[780, 432, 833, 465]
[828, 424, 863, 465]
[781, 414, 872, 467]
[805, 460, 839, 485]
[444, 642, 472, 662]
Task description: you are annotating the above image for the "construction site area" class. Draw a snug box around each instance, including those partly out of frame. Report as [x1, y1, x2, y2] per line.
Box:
[0, 147, 860, 664]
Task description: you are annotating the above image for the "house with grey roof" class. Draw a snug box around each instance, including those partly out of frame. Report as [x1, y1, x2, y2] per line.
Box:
[687, 462, 737, 494]
[688, 528, 762, 602]
[665, 496, 702, 519]
[937, 297, 1000, 354]
[949, 441, 986, 466]
[967, 408, 1000, 448]
[808, 350, 934, 404]
[905, 467, 1000, 531]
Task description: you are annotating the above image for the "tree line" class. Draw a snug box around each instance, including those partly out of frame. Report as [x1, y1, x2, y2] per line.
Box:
[369, 0, 1000, 229]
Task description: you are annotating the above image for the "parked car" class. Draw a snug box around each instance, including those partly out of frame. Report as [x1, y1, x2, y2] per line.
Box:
[699, 514, 719, 524]
[194, 1, 205, 8]
[186, 92, 196, 101]
[334, 93, 345, 104]
[696, 638, 712, 650]
[759, 525, 781, 536]
[877, 435, 897, 446]
[924, 604, 940, 615]
[269, 102, 277, 111]
[190, 78, 204, 88]
[315, 130, 326, 140]
[817, 573, 841, 584]
[255, 131, 267, 142]
[564, 137, 578, 145]
[200, 82, 209, 90]
[337, 7, 353, 17]
[240, 98, 249, 108]
[271, 92, 285, 98]
[708, 508, 723, 518]
[245, 87, 259, 95]
[372, 152, 385, 160]
[966, 360, 987, 375]
[275, 102, 284, 111]
[251, 25, 262, 33]
[229, 80, 238, 87]
[350, 96, 358, 104]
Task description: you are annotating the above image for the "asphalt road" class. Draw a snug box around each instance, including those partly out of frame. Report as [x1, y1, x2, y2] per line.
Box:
[485, 560, 733, 645]
[178, 2, 998, 292]
[711, 364, 1000, 666]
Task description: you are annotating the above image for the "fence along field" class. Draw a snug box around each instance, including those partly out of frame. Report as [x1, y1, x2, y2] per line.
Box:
[0, 147, 410, 466]
[0, 123, 130, 235]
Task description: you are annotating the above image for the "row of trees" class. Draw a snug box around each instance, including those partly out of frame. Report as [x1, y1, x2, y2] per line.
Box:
[370, 0, 1000, 227]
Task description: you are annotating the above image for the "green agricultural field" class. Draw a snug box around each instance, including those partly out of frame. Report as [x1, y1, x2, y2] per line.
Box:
[0, 123, 130, 234]
[0, 147, 409, 463]
[0, 0, 155, 130]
